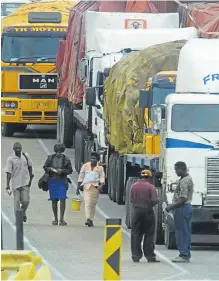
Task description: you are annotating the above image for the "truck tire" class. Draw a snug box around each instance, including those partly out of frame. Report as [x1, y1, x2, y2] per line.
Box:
[75, 129, 86, 173]
[2, 123, 14, 137]
[116, 156, 125, 205]
[125, 177, 138, 229]
[112, 154, 118, 202]
[108, 154, 114, 200]
[60, 106, 73, 148]
[154, 188, 164, 245]
[164, 223, 176, 250]
[56, 106, 62, 142]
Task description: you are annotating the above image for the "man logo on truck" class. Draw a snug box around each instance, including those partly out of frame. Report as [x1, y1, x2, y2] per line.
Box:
[203, 73, 219, 85]
[32, 77, 55, 89]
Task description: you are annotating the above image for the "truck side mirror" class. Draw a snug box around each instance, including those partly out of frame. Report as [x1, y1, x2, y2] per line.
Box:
[151, 104, 165, 131]
[86, 87, 96, 106]
[139, 89, 151, 108]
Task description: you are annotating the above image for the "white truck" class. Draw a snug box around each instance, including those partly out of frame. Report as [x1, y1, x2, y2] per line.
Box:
[132, 38, 219, 248]
[144, 93, 219, 248]
[74, 11, 198, 176]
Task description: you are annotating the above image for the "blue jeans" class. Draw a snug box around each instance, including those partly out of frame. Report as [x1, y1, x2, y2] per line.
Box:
[174, 204, 192, 259]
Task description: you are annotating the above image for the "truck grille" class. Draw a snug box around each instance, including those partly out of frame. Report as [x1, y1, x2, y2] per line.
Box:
[205, 156, 219, 206]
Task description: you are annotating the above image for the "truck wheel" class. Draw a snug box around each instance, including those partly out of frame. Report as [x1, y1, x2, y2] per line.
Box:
[116, 156, 125, 205]
[125, 178, 132, 229]
[60, 106, 73, 148]
[112, 154, 118, 202]
[56, 106, 62, 142]
[164, 224, 176, 249]
[125, 177, 138, 229]
[154, 188, 164, 245]
[108, 154, 114, 200]
[2, 123, 14, 137]
[75, 129, 86, 173]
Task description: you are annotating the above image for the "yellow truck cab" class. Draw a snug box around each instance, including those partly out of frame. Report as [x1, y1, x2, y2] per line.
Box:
[1, 1, 74, 136]
[143, 71, 177, 155]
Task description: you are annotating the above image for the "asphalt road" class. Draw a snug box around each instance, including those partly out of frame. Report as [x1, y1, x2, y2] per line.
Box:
[1, 125, 219, 280]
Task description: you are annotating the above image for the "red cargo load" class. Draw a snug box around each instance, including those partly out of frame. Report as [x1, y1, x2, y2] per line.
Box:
[56, 40, 66, 72]
[57, 0, 160, 105]
[185, 3, 219, 38]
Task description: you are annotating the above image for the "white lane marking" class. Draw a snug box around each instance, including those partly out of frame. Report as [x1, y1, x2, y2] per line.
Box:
[38, 138, 189, 277]
[1, 211, 67, 280]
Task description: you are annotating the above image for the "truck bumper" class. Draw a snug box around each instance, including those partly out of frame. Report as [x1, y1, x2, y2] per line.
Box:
[192, 207, 219, 244]
[166, 206, 219, 244]
[1, 97, 57, 124]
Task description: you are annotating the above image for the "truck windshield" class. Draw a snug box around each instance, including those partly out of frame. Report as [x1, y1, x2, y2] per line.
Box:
[2, 35, 64, 63]
[1, 3, 24, 17]
[152, 87, 174, 105]
[171, 104, 219, 132]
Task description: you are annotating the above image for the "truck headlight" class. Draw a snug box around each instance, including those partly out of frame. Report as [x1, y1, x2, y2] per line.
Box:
[1, 101, 18, 108]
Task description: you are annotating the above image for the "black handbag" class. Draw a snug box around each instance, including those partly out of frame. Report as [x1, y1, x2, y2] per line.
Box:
[38, 173, 49, 192]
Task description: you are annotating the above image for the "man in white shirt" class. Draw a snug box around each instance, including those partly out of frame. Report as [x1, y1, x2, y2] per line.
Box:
[5, 142, 34, 222]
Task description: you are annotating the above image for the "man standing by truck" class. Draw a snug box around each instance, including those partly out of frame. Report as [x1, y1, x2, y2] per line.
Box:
[165, 161, 194, 263]
[130, 170, 160, 263]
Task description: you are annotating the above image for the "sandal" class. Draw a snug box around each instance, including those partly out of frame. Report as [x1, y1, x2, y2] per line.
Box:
[52, 220, 58, 225]
[59, 220, 67, 226]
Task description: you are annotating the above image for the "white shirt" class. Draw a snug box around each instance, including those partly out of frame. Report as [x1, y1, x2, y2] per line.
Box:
[5, 152, 33, 190]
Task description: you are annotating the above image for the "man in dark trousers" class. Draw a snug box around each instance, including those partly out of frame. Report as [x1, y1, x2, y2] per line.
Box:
[165, 161, 194, 263]
[130, 169, 160, 263]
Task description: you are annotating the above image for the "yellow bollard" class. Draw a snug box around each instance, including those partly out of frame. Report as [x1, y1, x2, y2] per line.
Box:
[103, 218, 122, 280]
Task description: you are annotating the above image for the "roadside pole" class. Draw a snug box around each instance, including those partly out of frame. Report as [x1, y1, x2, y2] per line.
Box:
[103, 218, 122, 280]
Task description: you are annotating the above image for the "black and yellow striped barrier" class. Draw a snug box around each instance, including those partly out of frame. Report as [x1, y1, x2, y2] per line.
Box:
[103, 218, 122, 280]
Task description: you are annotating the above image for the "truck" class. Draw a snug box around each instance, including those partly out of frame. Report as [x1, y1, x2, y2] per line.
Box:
[127, 38, 219, 247]
[141, 92, 219, 248]
[1, 0, 77, 137]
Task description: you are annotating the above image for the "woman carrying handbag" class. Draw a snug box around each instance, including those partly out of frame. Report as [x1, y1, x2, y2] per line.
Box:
[43, 143, 73, 226]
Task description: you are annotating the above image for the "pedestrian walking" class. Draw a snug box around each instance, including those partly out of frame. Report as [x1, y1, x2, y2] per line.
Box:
[77, 152, 105, 227]
[43, 143, 73, 226]
[130, 169, 160, 263]
[5, 142, 34, 223]
[165, 161, 194, 263]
